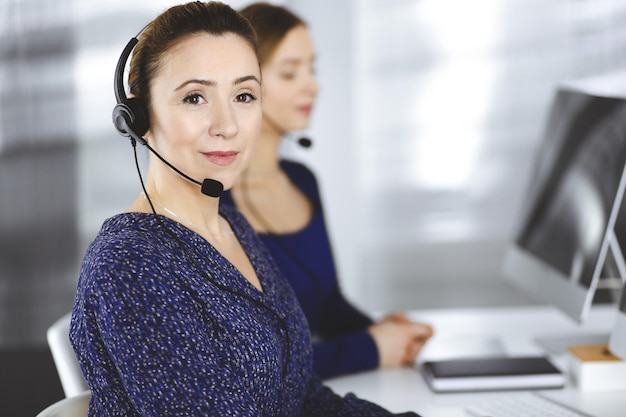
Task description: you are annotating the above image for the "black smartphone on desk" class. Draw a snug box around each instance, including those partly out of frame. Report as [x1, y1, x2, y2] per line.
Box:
[421, 356, 565, 393]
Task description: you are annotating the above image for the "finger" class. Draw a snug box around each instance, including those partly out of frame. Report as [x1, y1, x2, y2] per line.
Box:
[383, 312, 409, 323]
[404, 339, 427, 364]
[412, 323, 434, 340]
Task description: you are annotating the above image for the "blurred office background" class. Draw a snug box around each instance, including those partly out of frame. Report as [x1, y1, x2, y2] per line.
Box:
[2, 0, 626, 414]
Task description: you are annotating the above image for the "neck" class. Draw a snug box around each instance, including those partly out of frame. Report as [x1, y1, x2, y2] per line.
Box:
[262, 111, 287, 139]
[141, 191, 226, 236]
[142, 167, 222, 234]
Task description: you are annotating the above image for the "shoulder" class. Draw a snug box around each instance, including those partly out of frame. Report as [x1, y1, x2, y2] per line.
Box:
[78, 213, 182, 292]
[87, 213, 170, 260]
[74, 213, 220, 328]
[280, 159, 320, 200]
[280, 159, 317, 181]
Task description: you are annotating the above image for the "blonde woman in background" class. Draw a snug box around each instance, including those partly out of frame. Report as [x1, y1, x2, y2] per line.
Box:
[222, 2, 433, 380]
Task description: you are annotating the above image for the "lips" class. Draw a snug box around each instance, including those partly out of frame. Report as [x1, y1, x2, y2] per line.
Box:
[203, 151, 238, 166]
[298, 105, 313, 116]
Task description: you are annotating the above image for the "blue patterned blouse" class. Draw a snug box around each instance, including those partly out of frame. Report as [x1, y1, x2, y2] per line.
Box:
[70, 205, 418, 416]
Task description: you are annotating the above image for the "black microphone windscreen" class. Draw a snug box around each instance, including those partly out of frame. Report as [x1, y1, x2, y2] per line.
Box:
[297, 137, 313, 148]
[201, 178, 224, 198]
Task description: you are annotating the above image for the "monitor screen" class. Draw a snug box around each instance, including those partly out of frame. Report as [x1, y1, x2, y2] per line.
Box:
[502, 87, 626, 323]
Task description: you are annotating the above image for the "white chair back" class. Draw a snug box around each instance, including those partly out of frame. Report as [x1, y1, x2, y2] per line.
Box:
[36, 390, 90, 417]
[47, 312, 89, 397]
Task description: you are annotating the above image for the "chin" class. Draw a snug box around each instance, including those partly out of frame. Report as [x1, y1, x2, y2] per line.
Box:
[216, 175, 238, 192]
[290, 121, 310, 131]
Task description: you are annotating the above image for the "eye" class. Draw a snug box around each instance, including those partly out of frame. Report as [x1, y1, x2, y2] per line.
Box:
[236, 93, 257, 104]
[182, 93, 204, 106]
[280, 72, 296, 80]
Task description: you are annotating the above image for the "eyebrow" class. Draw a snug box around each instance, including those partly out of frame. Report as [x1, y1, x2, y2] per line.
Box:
[278, 55, 317, 65]
[234, 75, 261, 85]
[174, 75, 261, 91]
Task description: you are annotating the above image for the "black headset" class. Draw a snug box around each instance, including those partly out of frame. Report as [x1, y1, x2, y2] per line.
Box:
[112, 35, 150, 146]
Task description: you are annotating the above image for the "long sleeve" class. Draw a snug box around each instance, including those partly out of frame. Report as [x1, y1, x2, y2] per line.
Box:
[313, 283, 378, 378]
[318, 283, 374, 337]
[278, 161, 381, 378]
[313, 330, 378, 379]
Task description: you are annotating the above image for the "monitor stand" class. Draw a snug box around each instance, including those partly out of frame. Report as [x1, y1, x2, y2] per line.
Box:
[535, 230, 626, 355]
[537, 230, 625, 355]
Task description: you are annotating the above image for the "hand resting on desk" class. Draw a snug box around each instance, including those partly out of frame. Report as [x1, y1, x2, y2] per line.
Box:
[368, 312, 434, 368]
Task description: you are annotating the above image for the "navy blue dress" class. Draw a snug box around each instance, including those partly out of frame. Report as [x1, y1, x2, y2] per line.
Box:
[70, 205, 418, 416]
[222, 160, 378, 379]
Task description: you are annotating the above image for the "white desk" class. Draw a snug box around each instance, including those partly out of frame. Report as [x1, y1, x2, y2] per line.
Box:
[325, 305, 624, 417]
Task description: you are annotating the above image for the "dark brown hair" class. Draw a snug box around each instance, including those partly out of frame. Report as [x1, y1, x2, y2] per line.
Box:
[128, 1, 259, 106]
[239, 2, 306, 66]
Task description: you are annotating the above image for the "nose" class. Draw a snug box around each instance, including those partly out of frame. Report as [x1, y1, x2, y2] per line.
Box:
[304, 71, 319, 97]
[208, 100, 238, 139]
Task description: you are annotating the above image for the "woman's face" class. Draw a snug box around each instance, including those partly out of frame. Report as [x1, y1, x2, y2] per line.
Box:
[146, 32, 262, 191]
[261, 25, 318, 134]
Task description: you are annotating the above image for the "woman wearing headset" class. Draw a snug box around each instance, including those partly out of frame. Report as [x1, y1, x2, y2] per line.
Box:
[70, 2, 419, 415]
[222, 3, 433, 380]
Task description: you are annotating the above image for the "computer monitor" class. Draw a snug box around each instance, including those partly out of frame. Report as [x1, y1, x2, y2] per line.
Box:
[502, 86, 626, 326]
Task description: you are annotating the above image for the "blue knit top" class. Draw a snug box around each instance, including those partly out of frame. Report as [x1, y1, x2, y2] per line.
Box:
[222, 160, 378, 379]
[70, 205, 418, 416]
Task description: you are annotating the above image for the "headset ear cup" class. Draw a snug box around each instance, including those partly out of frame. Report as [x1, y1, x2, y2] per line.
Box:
[112, 102, 132, 137]
[112, 97, 150, 140]
[127, 97, 150, 137]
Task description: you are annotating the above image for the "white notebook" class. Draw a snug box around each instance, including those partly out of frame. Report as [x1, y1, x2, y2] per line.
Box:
[421, 356, 565, 393]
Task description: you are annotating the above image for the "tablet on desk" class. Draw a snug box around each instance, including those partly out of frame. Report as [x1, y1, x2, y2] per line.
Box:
[421, 356, 565, 393]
